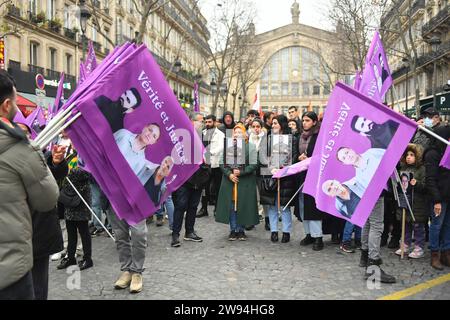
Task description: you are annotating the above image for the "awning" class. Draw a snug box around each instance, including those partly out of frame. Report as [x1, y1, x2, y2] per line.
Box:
[17, 94, 36, 108]
[19, 92, 56, 110]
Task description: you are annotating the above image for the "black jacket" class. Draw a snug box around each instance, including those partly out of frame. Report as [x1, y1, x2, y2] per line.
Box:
[32, 154, 68, 260]
[186, 164, 210, 190]
[424, 125, 450, 204]
[295, 131, 325, 221]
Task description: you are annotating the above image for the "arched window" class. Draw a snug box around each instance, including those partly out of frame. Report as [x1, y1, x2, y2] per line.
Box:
[260, 46, 326, 98]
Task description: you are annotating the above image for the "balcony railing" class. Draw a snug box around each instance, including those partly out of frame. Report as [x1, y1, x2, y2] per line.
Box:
[46, 69, 60, 79]
[64, 28, 77, 41]
[381, 0, 425, 26]
[104, 48, 110, 55]
[92, 41, 102, 52]
[417, 40, 450, 68]
[8, 60, 21, 70]
[422, 5, 450, 36]
[65, 74, 76, 83]
[28, 64, 44, 75]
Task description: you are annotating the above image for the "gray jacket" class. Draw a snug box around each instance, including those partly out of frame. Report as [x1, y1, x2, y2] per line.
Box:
[0, 121, 59, 290]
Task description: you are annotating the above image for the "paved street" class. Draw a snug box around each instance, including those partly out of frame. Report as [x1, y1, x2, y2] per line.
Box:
[48, 209, 450, 300]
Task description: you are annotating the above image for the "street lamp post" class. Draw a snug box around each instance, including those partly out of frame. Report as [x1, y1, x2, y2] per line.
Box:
[174, 59, 182, 103]
[210, 79, 217, 115]
[79, 0, 91, 61]
[428, 36, 442, 109]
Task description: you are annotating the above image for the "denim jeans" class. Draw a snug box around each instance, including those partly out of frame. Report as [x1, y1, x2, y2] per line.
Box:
[172, 186, 202, 235]
[156, 195, 174, 230]
[90, 181, 110, 230]
[268, 195, 292, 233]
[299, 193, 322, 237]
[405, 223, 425, 248]
[429, 202, 450, 251]
[342, 221, 362, 243]
[230, 202, 244, 233]
[0, 271, 34, 300]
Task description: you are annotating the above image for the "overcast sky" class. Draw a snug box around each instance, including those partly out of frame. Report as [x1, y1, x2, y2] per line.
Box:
[200, 0, 334, 34]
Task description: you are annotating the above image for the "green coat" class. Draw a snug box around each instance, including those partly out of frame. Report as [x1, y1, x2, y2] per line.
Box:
[215, 142, 259, 226]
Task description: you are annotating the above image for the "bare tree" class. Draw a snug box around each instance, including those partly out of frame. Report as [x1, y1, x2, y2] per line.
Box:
[381, 0, 422, 116]
[206, 0, 256, 116]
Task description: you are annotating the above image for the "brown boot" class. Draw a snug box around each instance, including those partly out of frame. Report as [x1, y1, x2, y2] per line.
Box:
[440, 250, 450, 267]
[431, 251, 444, 270]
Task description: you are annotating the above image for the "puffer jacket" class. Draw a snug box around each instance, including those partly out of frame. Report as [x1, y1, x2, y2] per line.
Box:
[0, 119, 59, 290]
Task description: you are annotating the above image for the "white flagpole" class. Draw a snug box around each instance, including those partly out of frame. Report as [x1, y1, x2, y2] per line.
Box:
[35, 111, 76, 146]
[38, 113, 82, 150]
[35, 103, 76, 144]
[66, 177, 115, 242]
[283, 183, 304, 212]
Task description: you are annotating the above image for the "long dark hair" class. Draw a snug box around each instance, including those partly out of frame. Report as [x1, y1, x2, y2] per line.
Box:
[273, 114, 290, 135]
[302, 111, 320, 134]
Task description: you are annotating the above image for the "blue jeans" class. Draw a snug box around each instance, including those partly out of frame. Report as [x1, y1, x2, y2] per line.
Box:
[156, 195, 174, 230]
[90, 181, 110, 230]
[268, 195, 292, 233]
[230, 202, 244, 233]
[342, 221, 362, 243]
[429, 202, 450, 251]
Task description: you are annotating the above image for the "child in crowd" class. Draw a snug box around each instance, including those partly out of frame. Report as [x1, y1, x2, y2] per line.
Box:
[395, 144, 428, 259]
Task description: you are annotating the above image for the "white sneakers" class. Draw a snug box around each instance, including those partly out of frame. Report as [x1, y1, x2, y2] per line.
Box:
[395, 244, 425, 259]
[51, 251, 63, 261]
[408, 246, 425, 259]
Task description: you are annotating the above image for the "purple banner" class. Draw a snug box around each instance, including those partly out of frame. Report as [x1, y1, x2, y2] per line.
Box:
[85, 41, 97, 75]
[303, 82, 417, 227]
[272, 158, 310, 179]
[67, 45, 204, 225]
[194, 82, 200, 113]
[358, 31, 393, 103]
[49, 72, 65, 121]
[441, 144, 450, 169]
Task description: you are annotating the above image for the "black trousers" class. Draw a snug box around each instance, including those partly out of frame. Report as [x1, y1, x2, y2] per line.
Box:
[66, 220, 92, 260]
[32, 256, 49, 300]
[173, 185, 203, 235]
[0, 271, 34, 300]
[201, 168, 222, 210]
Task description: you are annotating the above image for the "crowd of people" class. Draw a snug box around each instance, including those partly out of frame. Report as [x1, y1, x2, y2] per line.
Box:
[1, 69, 449, 300]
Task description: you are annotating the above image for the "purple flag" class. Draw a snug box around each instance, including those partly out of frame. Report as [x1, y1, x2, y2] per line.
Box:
[441, 144, 450, 169]
[13, 109, 27, 124]
[48, 72, 65, 123]
[194, 82, 200, 112]
[84, 41, 97, 75]
[67, 45, 204, 225]
[272, 158, 311, 179]
[303, 82, 417, 227]
[22, 107, 46, 139]
[79, 63, 86, 85]
[358, 31, 393, 103]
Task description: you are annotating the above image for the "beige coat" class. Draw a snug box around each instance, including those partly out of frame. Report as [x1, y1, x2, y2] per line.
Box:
[0, 124, 59, 290]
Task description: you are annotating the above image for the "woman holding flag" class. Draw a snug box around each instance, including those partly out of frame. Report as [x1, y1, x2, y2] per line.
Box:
[260, 115, 299, 243]
[215, 124, 259, 241]
[296, 112, 325, 251]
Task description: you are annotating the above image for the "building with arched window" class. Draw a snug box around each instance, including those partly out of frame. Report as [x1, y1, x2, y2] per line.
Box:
[223, 1, 351, 119]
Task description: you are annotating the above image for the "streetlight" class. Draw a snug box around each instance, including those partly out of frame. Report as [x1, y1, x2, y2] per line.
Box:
[402, 57, 409, 114]
[79, 0, 91, 61]
[427, 35, 442, 109]
[174, 59, 182, 101]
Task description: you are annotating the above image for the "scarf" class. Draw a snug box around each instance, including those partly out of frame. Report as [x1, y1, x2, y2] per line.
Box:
[299, 129, 313, 156]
